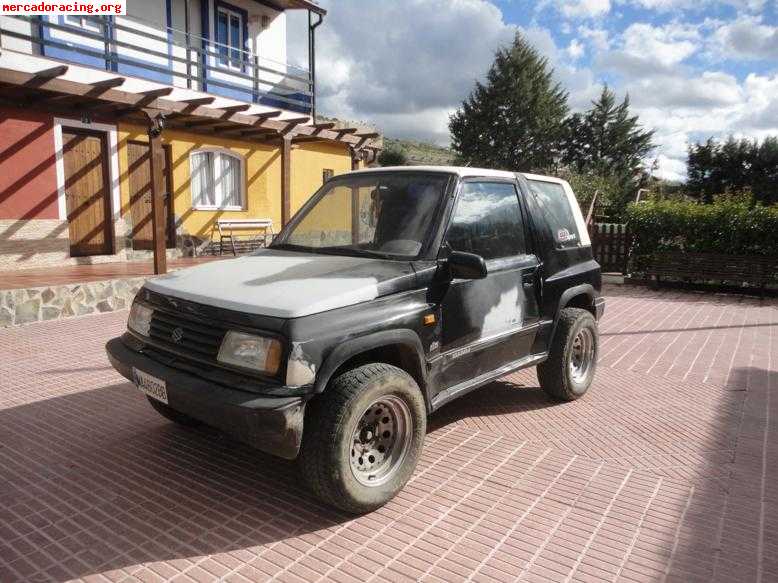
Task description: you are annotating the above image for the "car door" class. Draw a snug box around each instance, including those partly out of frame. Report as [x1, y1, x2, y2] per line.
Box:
[437, 179, 541, 390]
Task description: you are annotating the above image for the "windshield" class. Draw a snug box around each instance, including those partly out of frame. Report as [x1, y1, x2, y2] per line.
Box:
[272, 173, 450, 259]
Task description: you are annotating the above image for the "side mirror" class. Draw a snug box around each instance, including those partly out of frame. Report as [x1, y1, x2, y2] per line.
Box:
[448, 251, 488, 280]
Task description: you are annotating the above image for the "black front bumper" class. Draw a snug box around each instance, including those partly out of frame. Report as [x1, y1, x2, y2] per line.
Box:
[106, 337, 306, 459]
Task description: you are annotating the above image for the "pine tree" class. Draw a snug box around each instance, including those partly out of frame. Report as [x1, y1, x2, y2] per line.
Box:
[449, 33, 569, 172]
[562, 86, 654, 179]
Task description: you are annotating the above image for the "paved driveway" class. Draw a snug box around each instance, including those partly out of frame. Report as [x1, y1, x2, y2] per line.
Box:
[1, 286, 776, 583]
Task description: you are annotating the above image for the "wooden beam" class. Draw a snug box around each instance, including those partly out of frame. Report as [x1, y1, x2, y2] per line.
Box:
[281, 135, 292, 227]
[241, 130, 278, 139]
[0, 67, 376, 148]
[30, 65, 69, 82]
[89, 77, 126, 90]
[137, 87, 174, 105]
[276, 117, 309, 135]
[180, 96, 215, 106]
[185, 118, 223, 128]
[312, 122, 336, 131]
[281, 117, 311, 124]
[355, 132, 380, 139]
[220, 104, 251, 113]
[292, 136, 326, 144]
[254, 110, 282, 120]
[148, 117, 167, 275]
[335, 128, 358, 136]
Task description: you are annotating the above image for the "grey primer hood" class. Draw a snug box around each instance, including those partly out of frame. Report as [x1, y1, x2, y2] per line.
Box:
[144, 249, 418, 318]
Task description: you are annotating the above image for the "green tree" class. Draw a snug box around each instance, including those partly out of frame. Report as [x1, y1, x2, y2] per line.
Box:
[560, 86, 655, 218]
[562, 86, 654, 179]
[378, 148, 409, 167]
[687, 136, 778, 205]
[449, 32, 569, 172]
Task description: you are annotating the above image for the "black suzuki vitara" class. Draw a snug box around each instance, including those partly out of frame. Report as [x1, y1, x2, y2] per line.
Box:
[107, 167, 605, 513]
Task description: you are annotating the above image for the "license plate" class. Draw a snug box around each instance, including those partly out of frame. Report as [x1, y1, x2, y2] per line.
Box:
[133, 368, 168, 404]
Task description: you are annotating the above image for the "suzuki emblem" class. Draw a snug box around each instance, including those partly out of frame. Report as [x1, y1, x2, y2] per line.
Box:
[171, 327, 184, 343]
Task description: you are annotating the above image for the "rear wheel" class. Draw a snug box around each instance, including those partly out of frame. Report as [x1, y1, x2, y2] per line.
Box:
[299, 363, 426, 514]
[146, 396, 201, 427]
[538, 308, 598, 401]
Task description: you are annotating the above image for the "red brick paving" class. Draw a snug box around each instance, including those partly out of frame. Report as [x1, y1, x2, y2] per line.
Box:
[0, 285, 776, 582]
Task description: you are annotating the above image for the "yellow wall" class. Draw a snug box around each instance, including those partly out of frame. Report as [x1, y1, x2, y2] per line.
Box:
[117, 123, 355, 240]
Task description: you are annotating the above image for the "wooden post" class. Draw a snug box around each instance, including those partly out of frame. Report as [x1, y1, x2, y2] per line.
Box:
[349, 146, 360, 242]
[281, 135, 292, 227]
[351, 147, 361, 171]
[148, 114, 167, 274]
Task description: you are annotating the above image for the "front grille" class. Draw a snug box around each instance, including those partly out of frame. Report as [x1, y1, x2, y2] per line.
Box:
[148, 308, 226, 362]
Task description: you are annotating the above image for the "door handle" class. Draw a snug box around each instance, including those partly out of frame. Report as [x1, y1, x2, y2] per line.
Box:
[521, 265, 539, 288]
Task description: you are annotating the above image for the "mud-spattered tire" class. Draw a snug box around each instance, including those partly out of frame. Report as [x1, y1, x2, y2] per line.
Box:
[538, 308, 598, 401]
[299, 363, 426, 514]
[146, 396, 201, 427]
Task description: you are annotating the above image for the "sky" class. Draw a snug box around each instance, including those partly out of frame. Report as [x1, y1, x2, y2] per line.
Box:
[291, 0, 778, 181]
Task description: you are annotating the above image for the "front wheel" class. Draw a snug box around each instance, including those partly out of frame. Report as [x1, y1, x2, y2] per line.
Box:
[299, 363, 426, 514]
[538, 308, 599, 401]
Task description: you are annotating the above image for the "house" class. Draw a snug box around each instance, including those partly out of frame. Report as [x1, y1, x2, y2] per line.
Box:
[0, 2, 381, 273]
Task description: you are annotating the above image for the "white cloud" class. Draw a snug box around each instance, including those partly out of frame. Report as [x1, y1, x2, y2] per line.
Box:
[653, 154, 688, 182]
[311, 0, 517, 143]
[622, 0, 766, 11]
[578, 26, 611, 50]
[561, 0, 612, 18]
[307, 0, 778, 179]
[622, 22, 698, 67]
[712, 16, 778, 60]
[567, 39, 586, 60]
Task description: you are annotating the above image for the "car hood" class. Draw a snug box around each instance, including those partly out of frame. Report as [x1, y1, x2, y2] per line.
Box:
[144, 249, 418, 318]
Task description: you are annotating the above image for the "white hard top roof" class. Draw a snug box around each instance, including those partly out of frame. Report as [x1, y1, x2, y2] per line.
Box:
[349, 165, 564, 183]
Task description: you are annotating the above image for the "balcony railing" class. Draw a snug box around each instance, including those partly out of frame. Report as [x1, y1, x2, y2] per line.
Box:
[0, 15, 313, 114]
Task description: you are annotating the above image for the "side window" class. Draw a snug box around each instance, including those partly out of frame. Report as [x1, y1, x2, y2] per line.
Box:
[528, 180, 581, 249]
[446, 182, 526, 260]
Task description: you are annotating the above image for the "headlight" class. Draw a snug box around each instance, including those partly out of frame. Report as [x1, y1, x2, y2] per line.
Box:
[218, 331, 282, 375]
[128, 303, 153, 336]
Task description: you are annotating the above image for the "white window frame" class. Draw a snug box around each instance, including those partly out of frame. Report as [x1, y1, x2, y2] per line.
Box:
[64, 15, 102, 33]
[189, 148, 246, 211]
[215, 5, 245, 71]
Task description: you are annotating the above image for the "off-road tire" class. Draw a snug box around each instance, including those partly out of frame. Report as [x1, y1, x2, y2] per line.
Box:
[538, 308, 598, 401]
[299, 363, 426, 514]
[146, 396, 201, 427]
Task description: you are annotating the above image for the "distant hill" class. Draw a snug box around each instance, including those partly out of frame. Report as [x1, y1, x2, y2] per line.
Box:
[383, 137, 456, 166]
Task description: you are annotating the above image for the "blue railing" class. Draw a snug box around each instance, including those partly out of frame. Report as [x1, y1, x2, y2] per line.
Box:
[0, 15, 313, 114]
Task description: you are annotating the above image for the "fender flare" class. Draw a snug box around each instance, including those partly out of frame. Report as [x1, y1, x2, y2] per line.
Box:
[550, 283, 596, 339]
[313, 328, 429, 402]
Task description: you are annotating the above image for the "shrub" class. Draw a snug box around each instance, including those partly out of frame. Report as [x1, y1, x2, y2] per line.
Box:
[378, 148, 409, 167]
[626, 193, 778, 258]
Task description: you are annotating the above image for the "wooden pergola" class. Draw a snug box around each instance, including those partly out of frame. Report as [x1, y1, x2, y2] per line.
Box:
[0, 65, 381, 274]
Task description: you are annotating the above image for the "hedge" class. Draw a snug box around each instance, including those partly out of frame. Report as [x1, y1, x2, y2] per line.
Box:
[625, 196, 778, 258]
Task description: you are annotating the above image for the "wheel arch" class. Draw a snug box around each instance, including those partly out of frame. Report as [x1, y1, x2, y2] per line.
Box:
[550, 284, 597, 340]
[313, 330, 431, 411]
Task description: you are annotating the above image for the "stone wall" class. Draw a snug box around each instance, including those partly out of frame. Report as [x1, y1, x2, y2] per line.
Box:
[0, 218, 193, 271]
[0, 277, 146, 327]
[0, 218, 137, 271]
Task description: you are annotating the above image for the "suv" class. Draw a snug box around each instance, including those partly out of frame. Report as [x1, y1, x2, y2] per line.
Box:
[106, 167, 604, 513]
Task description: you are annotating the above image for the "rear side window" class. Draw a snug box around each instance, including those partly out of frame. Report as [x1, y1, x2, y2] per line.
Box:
[528, 179, 581, 249]
[446, 181, 526, 260]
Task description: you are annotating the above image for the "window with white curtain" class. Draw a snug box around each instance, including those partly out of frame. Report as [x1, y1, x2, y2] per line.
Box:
[190, 150, 244, 210]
